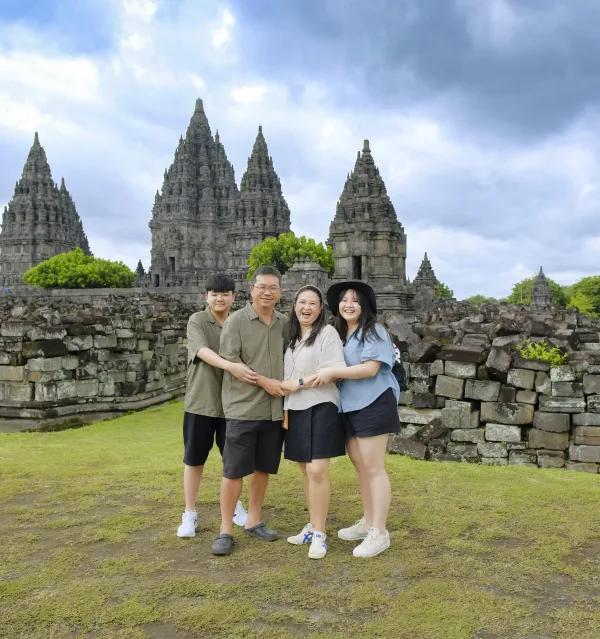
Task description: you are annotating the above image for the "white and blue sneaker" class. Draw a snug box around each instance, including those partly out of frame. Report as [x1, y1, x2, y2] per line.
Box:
[232, 500, 248, 527]
[308, 531, 327, 559]
[287, 523, 314, 545]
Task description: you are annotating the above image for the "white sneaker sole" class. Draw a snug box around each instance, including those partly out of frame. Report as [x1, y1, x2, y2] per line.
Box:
[353, 541, 390, 558]
[177, 529, 196, 538]
[308, 547, 327, 559]
[338, 530, 368, 541]
[287, 536, 311, 545]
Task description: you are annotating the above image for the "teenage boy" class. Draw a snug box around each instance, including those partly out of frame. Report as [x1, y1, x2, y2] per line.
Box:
[177, 273, 259, 538]
[211, 266, 288, 556]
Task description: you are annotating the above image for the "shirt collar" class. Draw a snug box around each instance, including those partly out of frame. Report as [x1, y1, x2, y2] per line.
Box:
[245, 302, 280, 323]
[204, 307, 217, 324]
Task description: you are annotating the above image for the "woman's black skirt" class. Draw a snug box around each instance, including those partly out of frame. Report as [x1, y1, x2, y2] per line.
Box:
[341, 387, 401, 438]
[284, 401, 346, 463]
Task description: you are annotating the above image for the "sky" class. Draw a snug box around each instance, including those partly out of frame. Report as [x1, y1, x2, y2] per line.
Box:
[1, 0, 599, 300]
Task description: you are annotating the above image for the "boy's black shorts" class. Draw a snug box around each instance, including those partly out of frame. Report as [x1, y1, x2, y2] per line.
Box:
[182, 411, 226, 466]
[222, 419, 284, 479]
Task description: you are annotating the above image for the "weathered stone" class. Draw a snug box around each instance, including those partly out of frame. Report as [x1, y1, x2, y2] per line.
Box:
[408, 341, 440, 363]
[588, 396, 600, 413]
[551, 382, 583, 397]
[486, 347, 511, 381]
[478, 442, 508, 458]
[398, 390, 413, 406]
[533, 412, 570, 433]
[412, 418, 449, 443]
[515, 390, 537, 404]
[0, 381, 33, 402]
[550, 365, 575, 382]
[511, 354, 550, 372]
[76, 380, 99, 397]
[56, 380, 78, 400]
[0, 366, 24, 381]
[491, 334, 526, 349]
[26, 369, 72, 383]
[572, 413, 600, 426]
[485, 423, 522, 443]
[435, 375, 464, 399]
[387, 436, 426, 459]
[441, 401, 471, 429]
[569, 444, 600, 464]
[29, 327, 67, 341]
[21, 339, 68, 359]
[498, 386, 516, 402]
[528, 429, 569, 450]
[99, 381, 116, 397]
[507, 441, 527, 450]
[430, 359, 444, 376]
[565, 462, 599, 473]
[535, 371, 552, 395]
[61, 356, 79, 370]
[470, 410, 480, 429]
[509, 451, 537, 466]
[410, 363, 431, 379]
[1, 323, 33, 337]
[574, 426, 600, 446]
[34, 382, 57, 402]
[386, 316, 420, 351]
[539, 396, 586, 413]
[76, 362, 98, 380]
[480, 402, 534, 425]
[583, 374, 600, 395]
[397, 408, 442, 425]
[506, 368, 535, 390]
[480, 457, 508, 466]
[446, 443, 479, 458]
[410, 378, 433, 394]
[26, 357, 62, 372]
[412, 393, 437, 409]
[439, 345, 486, 364]
[537, 450, 565, 468]
[399, 425, 421, 439]
[451, 429, 485, 443]
[93, 334, 118, 349]
[464, 379, 500, 402]
[444, 361, 477, 379]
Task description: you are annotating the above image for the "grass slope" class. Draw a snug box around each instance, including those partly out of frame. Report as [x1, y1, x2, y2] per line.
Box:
[1, 401, 600, 638]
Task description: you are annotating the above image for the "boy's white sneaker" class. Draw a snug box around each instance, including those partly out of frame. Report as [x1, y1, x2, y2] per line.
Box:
[352, 527, 390, 558]
[177, 510, 197, 538]
[287, 523, 314, 545]
[338, 517, 369, 541]
[308, 531, 327, 559]
[233, 500, 248, 527]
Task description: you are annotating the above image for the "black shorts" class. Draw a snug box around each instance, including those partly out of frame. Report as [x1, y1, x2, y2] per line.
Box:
[182, 412, 226, 466]
[222, 419, 285, 480]
[285, 402, 346, 463]
[342, 388, 401, 438]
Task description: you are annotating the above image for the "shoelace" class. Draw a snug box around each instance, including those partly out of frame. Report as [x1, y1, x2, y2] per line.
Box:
[364, 529, 379, 543]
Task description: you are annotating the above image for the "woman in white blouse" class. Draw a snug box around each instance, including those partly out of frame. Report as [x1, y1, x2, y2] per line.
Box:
[281, 285, 346, 560]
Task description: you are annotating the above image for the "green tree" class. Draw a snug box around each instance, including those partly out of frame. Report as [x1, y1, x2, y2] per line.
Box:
[507, 276, 568, 306]
[464, 294, 497, 308]
[566, 276, 600, 317]
[436, 282, 453, 299]
[247, 232, 334, 280]
[23, 248, 136, 289]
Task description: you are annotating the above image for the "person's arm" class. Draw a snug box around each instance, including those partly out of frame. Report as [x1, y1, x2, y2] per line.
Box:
[196, 347, 258, 384]
[218, 316, 258, 384]
[256, 374, 287, 396]
[309, 361, 381, 387]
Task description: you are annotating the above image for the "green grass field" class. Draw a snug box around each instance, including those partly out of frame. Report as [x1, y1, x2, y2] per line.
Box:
[1, 402, 599, 639]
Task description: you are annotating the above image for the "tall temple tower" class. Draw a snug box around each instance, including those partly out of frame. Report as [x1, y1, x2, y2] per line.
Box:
[148, 99, 239, 286]
[531, 267, 554, 308]
[229, 126, 291, 274]
[0, 133, 90, 287]
[412, 252, 440, 312]
[327, 140, 411, 311]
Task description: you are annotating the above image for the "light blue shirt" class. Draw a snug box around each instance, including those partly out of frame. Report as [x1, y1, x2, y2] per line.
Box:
[338, 323, 400, 413]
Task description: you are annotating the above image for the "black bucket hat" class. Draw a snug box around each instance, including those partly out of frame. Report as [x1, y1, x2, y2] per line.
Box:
[326, 280, 377, 316]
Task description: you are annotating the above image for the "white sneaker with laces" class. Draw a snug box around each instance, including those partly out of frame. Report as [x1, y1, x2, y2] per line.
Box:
[338, 517, 369, 541]
[232, 500, 248, 527]
[308, 531, 327, 559]
[287, 523, 314, 545]
[352, 527, 390, 558]
[177, 510, 197, 538]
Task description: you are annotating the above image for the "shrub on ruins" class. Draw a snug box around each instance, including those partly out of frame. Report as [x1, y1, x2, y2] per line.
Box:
[247, 232, 334, 280]
[516, 339, 568, 366]
[507, 276, 568, 306]
[464, 294, 497, 308]
[436, 282, 453, 299]
[23, 248, 136, 289]
[565, 276, 600, 317]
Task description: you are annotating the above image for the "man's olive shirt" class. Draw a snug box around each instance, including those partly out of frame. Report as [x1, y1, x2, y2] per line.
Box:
[220, 302, 287, 421]
[184, 307, 224, 417]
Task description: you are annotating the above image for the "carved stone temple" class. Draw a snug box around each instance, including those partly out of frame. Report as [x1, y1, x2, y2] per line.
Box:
[531, 267, 554, 308]
[0, 133, 90, 287]
[147, 99, 290, 286]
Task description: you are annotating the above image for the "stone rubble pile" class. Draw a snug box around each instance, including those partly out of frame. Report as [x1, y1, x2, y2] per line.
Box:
[384, 302, 600, 473]
[0, 295, 194, 420]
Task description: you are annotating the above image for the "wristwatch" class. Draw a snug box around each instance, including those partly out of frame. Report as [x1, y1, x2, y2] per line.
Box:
[298, 378, 304, 388]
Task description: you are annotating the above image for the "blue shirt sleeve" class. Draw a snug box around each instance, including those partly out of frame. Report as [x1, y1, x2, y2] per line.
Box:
[360, 324, 394, 368]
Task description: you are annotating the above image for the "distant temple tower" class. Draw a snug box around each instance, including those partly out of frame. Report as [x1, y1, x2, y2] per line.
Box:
[327, 140, 410, 311]
[148, 100, 291, 286]
[0, 133, 90, 287]
[412, 252, 440, 312]
[531, 267, 554, 308]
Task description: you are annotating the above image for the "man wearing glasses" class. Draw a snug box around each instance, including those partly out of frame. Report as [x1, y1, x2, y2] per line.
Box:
[212, 266, 288, 555]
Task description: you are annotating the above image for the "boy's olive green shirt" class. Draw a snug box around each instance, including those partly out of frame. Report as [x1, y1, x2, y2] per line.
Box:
[220, 303, 287, 421]
[184, 307, 224, 417]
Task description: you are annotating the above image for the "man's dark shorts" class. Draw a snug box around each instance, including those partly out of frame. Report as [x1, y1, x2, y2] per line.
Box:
[183, 411, 226, 466]
[222, 419, 284, 479]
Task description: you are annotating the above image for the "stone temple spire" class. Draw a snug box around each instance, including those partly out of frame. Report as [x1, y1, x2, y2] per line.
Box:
[412, 253, 441, 312]
[231, 126, 291, 270]
[531, 266, 554, 308]
[327, 139, 408, 310]
[0, 133, 91, 287]
[413, 252, 438, 287]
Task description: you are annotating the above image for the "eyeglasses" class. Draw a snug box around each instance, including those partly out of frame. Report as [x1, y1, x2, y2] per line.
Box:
[252, 285, 281, 293]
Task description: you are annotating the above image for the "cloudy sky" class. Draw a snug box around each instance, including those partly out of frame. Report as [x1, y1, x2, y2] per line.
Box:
[1, 0, 599, 299]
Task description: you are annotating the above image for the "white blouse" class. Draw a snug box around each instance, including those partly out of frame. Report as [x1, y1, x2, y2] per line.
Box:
[283, 324, 346, 411]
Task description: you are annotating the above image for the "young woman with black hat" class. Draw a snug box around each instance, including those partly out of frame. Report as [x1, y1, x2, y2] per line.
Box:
[280, 285, 347, 559]
[310, 280, 400, 558]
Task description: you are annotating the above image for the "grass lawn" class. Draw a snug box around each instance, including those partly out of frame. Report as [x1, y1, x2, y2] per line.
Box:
[1, 402, 600, 639]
